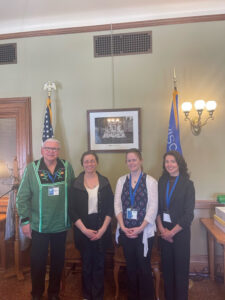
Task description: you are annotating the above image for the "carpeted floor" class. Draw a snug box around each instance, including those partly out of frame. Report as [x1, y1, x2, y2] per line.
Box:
[0, 268, 225, 300]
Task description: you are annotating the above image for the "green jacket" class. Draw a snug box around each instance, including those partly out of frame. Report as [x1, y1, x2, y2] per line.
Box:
[16, 158, 75, 233]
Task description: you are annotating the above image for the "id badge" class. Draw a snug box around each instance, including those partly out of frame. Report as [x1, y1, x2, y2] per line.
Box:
[126, 208, 138, 220]
[48, 187, 59, 196]
[131, 210, 138, 220]
[127, 208, 132, 219]
[163, 212, 172, 223]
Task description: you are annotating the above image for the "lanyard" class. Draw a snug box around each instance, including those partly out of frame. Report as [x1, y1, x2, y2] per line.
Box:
[48, 171, 58, 183]
[166, 175, 179, 208]
[129, 172, 143, 207]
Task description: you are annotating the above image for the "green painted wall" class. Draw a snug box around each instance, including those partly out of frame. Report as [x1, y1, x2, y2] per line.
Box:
[0, 20, 225, 257]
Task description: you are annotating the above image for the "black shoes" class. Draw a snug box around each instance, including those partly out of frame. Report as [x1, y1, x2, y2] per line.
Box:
[32, 296, 42, 300]
[32, 295, 60, 300]
[31, 294, 60, 300]
[48, 296, 61, 300]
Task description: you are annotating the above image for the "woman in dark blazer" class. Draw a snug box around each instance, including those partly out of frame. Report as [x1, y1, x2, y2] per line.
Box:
[157, 150, 195, 300]
[69, 151, 114, 300]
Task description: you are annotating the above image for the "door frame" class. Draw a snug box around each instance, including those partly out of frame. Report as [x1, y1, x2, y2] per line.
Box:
[0, 97, 32, 177]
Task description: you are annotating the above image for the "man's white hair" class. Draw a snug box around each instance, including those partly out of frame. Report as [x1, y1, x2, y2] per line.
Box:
[42, 138, 61, 148]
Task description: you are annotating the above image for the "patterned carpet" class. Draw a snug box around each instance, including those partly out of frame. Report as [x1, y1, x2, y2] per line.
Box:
[0, 268, 225, 300]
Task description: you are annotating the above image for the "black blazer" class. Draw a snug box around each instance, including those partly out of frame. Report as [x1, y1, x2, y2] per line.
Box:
[158, 174, 195, 229]
[69, 171, 114, 252]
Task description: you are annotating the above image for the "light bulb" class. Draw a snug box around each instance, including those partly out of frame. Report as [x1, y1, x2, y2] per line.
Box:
[194, 100, 205, 110]
[206, 100, 217, 111]
[181, 102, 192, 112]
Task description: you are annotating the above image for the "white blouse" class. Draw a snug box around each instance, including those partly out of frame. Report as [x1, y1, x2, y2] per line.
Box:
[114, 174, 158, 256]
[86, 185, 99, 215]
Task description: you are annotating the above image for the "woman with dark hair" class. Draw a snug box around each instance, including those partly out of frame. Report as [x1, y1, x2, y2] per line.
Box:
[157, 150, 195, 300]
[69, 150, 114, 300]
[114, 148, 158, 300]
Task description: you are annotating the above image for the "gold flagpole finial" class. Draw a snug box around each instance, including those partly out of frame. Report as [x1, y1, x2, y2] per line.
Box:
[43, 81, 56, 97]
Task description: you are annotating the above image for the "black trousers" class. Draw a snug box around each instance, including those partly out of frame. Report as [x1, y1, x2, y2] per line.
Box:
[80, 241, 105, 300]
[119, 233, 155, 300]
[31, 230, 67, 298]
[160, 226, 190, 300]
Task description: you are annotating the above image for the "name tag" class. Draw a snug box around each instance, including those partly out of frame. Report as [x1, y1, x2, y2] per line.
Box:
[48, 187, 59, 196]
[163, 212, 172, 223]
[126, 208, 138, 220]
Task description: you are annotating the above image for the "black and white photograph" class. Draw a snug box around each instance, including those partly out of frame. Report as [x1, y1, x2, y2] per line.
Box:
[87, 108, 141, 152]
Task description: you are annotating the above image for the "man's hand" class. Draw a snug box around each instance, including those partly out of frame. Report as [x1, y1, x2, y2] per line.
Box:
[22, 223, 32, 239]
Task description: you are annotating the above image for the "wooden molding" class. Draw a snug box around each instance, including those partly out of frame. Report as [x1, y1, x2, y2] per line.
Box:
[0, 14, 225, 40]
[195, 200, 224, 209]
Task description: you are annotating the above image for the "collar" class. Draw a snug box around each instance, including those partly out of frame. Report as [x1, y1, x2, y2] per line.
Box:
[73, 171, 109, 191]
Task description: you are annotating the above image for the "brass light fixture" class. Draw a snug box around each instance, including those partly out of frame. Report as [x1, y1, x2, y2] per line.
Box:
[181, 100, 217, 135]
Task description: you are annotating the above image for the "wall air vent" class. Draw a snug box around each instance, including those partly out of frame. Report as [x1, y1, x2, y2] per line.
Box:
[0, 43, 17, 65]
[94, 31, 152, 57]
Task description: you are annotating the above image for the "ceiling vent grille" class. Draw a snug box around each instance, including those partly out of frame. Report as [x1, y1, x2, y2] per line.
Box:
[94, 31, 152, 57]
[0, 43, 17, 65]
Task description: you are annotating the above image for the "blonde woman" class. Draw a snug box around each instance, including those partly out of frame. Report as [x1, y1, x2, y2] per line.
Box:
[114, 148, 158, 300]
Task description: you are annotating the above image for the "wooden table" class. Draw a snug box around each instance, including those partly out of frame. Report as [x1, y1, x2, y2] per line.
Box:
[200, 218, 225, 283]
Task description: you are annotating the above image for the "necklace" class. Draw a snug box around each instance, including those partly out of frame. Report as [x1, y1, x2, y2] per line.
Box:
[131, 172, 141, 181]
[130, 171, 142, 187]
[84, 181, 98, 189]
[84, 173, 99, 189]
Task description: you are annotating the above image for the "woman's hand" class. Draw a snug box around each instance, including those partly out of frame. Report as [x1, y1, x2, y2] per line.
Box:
[160, 228, 174, 243]
[120, 226, 134, 238]
[90, 216, 112, 241]
[160, 224, 183, 243]
[127, 226, 142, 238]
[83, 228, 98, 239]
[90, 228, 105, 241]
[121, 226, 139, 238]
[75, 219, 98, 240]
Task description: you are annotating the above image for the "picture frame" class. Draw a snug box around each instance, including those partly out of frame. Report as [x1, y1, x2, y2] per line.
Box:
[87, 108, 141, 152]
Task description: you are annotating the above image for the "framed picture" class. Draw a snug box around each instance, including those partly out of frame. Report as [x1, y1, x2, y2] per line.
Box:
[87, 108, 141, 152]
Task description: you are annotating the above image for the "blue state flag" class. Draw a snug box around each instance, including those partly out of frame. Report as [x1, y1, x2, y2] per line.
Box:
[167, 87, 182, 154]
[42, 96, 54, 142]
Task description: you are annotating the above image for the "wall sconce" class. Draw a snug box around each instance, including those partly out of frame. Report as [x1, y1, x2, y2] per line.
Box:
[181, 100, 217, 135]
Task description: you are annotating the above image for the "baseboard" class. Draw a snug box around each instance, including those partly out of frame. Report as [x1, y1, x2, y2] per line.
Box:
[190, 254, 223, 274]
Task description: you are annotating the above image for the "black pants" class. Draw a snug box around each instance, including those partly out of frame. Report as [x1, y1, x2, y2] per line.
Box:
[80, 241, 105, 300]
[31, 230, 67, 298]
[119, 233, 155, 300]
[160, 226, 190, 300]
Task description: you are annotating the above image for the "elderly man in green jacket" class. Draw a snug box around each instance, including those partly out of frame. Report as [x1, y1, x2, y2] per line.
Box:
[16, 138, 75, 300]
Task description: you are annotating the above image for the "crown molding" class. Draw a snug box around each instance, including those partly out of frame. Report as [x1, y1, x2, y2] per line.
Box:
[0, 14, 225, 40]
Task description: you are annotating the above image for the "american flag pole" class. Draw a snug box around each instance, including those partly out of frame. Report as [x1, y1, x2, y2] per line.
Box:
[42, 81, 56, 142]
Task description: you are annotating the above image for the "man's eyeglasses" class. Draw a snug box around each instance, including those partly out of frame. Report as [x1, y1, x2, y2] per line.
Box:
[43, 147, 60, 152]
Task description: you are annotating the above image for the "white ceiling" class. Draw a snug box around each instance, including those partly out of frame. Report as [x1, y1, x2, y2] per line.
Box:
[0, 0, 225, 35]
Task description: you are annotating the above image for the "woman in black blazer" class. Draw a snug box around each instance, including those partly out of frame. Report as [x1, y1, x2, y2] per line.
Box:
[69, 151, 114, 300]
[157, 150, 195, 300]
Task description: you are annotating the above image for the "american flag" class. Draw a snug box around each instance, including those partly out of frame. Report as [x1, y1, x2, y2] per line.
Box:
[42, 96, 54, 142]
